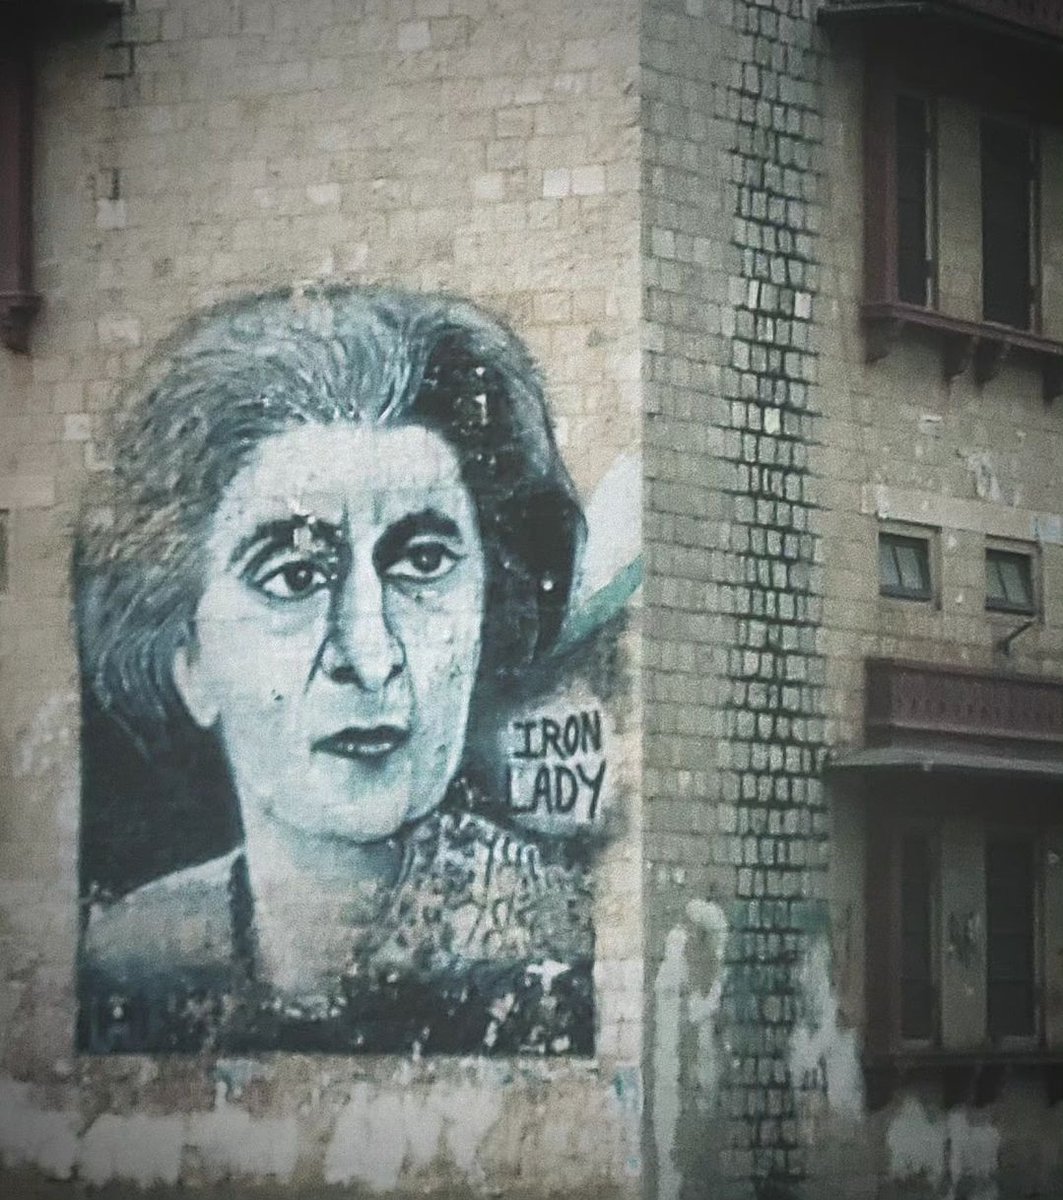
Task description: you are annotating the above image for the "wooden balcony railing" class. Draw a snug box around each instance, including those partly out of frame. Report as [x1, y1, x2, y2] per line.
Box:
[820, 0, 1063, 42]
[865, 659, 1063, 750]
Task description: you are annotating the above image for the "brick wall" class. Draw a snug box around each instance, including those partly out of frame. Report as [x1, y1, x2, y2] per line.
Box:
[643, 1, 830, 1197]
[0, 1, 644, 1194]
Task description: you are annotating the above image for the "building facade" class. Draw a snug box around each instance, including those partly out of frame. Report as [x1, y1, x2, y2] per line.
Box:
[1, 1, 1062, 1197]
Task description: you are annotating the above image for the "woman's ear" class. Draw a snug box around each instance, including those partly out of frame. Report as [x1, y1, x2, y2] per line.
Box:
[172, 641, 219, 729]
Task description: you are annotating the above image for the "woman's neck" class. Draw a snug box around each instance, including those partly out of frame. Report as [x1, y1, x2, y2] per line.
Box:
[240, 812, 406, 998]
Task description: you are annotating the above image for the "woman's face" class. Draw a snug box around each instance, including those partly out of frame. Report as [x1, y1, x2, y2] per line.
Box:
[173, 422, 485, 845]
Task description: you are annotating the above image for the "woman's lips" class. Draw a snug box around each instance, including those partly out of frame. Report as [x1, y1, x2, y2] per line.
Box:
[312, 725, 411, 761]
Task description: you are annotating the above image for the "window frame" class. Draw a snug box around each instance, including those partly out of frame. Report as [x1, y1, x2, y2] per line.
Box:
[984, 541, 1039, 617]
[897, 822, 941, 1048]
[980, 113, 1040, 333]
[984, 824, 1043, 1050]
[877, 527, 936, 604]
[858, 44, 1063, 401]
[894, 90, 938, 309]
[866, 779, 1059, 1064]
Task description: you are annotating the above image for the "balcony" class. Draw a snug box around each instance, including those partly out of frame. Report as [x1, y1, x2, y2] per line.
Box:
[864, 659, 1063, 751]
[819, 0, 1063, 47]
[827, 659, 1063, 782]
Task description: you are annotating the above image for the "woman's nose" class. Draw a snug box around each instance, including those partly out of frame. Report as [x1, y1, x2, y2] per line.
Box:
[319, 566, 404, 691]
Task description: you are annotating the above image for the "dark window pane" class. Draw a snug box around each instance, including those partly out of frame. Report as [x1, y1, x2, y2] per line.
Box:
[879, 533, 932, 600]
[896, 544, 928, 594]
[986, 836, 1036, 1040]
[897, 95, 932, 305]
[982, 118, 1033, 329]
[900, 834, 936, 1041]
[879, 536, 901, 591]
[986, 549, 1034, 614]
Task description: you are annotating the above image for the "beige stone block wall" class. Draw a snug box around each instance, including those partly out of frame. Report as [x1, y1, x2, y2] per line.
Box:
[815, 25, 1063, 1200]
[0, 0, 643, 1194]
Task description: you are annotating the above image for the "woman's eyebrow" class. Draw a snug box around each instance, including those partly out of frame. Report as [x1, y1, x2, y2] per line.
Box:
[375, 509, 463, 562]
[227, 516, 343, 569]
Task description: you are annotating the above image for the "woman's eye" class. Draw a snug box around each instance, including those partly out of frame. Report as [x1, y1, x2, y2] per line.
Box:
[252, 559, 332, 600]
[387, 541, 460, 582]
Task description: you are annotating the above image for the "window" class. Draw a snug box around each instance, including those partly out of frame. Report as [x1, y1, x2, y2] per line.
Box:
[986, 834, 1037, 1041]
[985, 546, 1036, 615]
[878, 531, 933, 601]
[981, 116, 1038, 330]
[856, 52, 1063, 401]
[899, 830, 937, 1042]
[896, 94, 935, 307]
[867, 778, 1061, 1061]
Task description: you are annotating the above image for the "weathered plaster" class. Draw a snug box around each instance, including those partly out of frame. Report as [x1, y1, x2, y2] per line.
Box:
[0, 1062, 642, 1192]
[0, 1076, 300, 1188]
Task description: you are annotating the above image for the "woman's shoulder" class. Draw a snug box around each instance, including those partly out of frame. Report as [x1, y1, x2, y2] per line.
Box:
[82, 851, 239, 988]
[396, 807, 594, 965]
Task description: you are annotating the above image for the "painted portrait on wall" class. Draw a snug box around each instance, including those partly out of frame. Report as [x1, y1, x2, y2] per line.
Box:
[74, 286, 637, 1056]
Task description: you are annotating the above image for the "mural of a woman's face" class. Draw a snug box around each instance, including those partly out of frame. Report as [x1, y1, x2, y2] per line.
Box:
[172, 422, 485, 845]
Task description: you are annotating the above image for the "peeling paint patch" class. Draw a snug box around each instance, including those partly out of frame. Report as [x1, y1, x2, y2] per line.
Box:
[789, 938, 863, 1118]
[887, 1094, 1001, 1200]
[611, 1065, 643, 1177]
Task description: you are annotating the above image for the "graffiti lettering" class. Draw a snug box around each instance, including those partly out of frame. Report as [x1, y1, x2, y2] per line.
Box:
[74, 286, 607, 1057]
[511, 711, 602, 760]
[506, 710, 606, 819]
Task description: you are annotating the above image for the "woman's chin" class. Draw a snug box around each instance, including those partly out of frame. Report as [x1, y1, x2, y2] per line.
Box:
[254, 794, 423, 847]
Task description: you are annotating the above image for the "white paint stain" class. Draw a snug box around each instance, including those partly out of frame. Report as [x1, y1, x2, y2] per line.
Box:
[652, 901, 731, 1200]
[13, 693, 76, 779]
[887, 1094, 1001, 1200]
[653, 924, 688, 1200]
[0, 1075, 299, 1187]
[962, 450, 1003, 504]
[324, 1078, 500, 1189]
[186, 1083, 298, 1180]
[685, 899, 728, 1108]
[789, 938, 863, 1119]
[78, 1113, 185, 1188]
[0, 1079, 79, 1179]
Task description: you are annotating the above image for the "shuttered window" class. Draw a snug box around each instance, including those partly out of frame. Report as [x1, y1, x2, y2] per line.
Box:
[896, 95, 934, 306]
[986, 835, 1037, 1041]
[981, 117, 1036, 330]
[900, 832, 937, 1042]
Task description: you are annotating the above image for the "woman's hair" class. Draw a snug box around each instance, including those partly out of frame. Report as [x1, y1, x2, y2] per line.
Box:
[76, 285, 585, 749]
